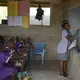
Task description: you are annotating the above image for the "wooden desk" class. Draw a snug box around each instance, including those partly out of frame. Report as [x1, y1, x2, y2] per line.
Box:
[11, 52, 29, 80]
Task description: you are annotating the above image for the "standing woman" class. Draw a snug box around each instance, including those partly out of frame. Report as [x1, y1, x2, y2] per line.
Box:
[57, 20, 72, 77]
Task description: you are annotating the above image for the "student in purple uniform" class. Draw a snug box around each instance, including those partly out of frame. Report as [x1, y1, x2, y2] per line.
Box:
[0, 40, 15, 80]
[3, 39, 16, 71]
[0, 53, 14, 80]
[15, 36, 22, 52]
[26, 37, 35, 52]
[19, 38, 27, 52]
[25, 37, 35, 62]
[5, 39, 15, 56]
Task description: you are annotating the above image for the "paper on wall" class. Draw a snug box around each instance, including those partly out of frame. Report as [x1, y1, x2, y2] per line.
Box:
[8, 16, 14, 26]
[14, 16, 22, 26]
[8, 16, 22, 26]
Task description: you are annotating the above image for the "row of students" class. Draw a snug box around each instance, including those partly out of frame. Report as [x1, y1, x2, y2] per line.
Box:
[5, 36, 34, 52]
[0, 35, 15, 80]
[0, 36, 34, 80]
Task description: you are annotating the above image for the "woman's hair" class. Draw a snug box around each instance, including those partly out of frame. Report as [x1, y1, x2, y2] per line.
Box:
[61, 20, 68, 24]
[61, 20, 70, 29]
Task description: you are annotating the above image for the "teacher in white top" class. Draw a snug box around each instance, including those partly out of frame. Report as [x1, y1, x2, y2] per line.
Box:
[57, 20, 72, 77]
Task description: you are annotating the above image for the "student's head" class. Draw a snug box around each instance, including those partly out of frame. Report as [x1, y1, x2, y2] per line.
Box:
[61, 20, 70, 30]
[15, 36, 20, 42]
[23, 39, 27, 44]
[10, 37, 15, 41]
[7, 39, 15, 49]
[27, 37, 31, 43]
[62, 20, 68, 24]
[11, 37, 14, 40]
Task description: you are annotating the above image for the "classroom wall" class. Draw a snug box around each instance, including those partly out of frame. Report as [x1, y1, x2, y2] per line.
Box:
[0, 6, 61, 60]
[67, 4, 80, 80]
[68, 5, 80, 34]
[0, 3, 62, 60]
[68, 49, 80, 80]
[0, 24, 61, 60]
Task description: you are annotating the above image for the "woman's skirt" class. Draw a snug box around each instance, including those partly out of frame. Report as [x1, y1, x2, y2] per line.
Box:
[57, 52, 69, 60]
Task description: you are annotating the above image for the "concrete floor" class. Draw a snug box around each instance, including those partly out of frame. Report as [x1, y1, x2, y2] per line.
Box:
[28, 60, 70, 80]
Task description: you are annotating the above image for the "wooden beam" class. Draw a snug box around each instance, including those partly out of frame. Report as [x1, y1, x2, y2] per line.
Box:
[30, 1, 50, 4]
[0, 0, 22, 1]
[0, 0, 23, 6]
[30, 1, 50, 7]
[30, 4, 50, 7]
[0, 2, 7, 6]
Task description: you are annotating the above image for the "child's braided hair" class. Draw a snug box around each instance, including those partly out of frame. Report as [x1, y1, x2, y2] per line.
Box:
[61, 20, 70, 29]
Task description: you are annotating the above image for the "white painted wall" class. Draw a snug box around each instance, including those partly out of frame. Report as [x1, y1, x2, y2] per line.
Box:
[68, 5, 80, 80]
[68, 6, 80, 34]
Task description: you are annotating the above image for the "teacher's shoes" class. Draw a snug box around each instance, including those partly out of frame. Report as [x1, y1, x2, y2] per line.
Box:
[59, 73, 68, 77]
[63, 72, 68, 77]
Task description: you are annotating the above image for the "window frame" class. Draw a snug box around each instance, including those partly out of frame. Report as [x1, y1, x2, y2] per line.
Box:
[30, 6, 51, 27]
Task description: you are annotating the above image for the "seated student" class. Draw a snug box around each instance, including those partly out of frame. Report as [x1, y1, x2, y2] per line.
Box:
[3, 39, 16, 68]
[19, 38, 27, 52]
[5, 39, 15, 56]
[15, 36, 22, 52]
[26, 37, 35, 53]
[4, 36, 14, 47]
[11, 37, 15, 42]
[0, 43, 15, 80]
[22, 38, 27, 46]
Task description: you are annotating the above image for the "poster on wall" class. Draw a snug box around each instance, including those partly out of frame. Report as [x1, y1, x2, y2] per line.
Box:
[14, 16, 22, 26]
[8, 16, 22, 26]
[8, 16, 14, 26]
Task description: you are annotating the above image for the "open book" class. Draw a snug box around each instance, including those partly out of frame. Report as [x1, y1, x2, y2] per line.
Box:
[68, 40, 76, 50]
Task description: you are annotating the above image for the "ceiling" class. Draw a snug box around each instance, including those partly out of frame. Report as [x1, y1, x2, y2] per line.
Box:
[0, 0, 61, 6]
[0, 0, 23, 6]
[30, 0, 61, 3]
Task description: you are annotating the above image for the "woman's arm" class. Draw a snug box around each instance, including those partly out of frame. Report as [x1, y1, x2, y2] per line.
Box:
[66, 35, 72, 41]
[66, 31, 78, 41]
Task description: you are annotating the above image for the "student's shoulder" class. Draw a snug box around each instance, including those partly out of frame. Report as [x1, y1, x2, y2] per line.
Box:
[62, 30, 68, 36]
[62, 30, 67, 33]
